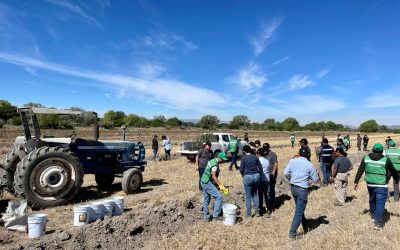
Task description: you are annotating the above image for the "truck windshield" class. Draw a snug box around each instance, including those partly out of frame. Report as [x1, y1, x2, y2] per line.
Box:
[222, 135, 230, 142]
[199, 134, 218, 142]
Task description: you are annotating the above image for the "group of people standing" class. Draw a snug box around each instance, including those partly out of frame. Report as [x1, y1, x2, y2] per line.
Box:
[151, 135, 172, 161]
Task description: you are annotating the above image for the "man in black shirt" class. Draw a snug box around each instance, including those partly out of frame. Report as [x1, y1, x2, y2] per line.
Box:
[151, 135, 158, 161]
[319, 138, 334, 186]
[195, 141, 213, 191]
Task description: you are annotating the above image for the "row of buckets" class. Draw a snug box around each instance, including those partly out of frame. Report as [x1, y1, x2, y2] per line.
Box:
[27, 196, 124, 239]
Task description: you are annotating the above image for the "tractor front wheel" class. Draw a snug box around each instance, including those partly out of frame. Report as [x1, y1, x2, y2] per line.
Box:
[122, 168, 143, 194]
[95, 174, 115, 190]
[13, 146, 84, 209]
[1, 147, 22, 193]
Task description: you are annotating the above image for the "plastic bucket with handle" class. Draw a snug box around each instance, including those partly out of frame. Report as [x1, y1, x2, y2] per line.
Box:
[28, 214, 47, 238]
[222, 204, 237, 226]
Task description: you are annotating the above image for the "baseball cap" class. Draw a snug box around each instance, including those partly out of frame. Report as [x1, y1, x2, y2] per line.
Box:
[372, 143, 384, 152]
[217, 152, 228, 161]
[388, 140, 396, 147]
[336, 147, 347, 157]
[299, 138, 308, 144]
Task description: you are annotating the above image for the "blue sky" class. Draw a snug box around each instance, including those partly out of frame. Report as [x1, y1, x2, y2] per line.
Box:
[0, 0, 399, 126]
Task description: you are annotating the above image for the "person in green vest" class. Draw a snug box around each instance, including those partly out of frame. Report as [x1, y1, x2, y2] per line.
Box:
[343, 136, 349, 151]
[200, 152, 229, 221]
[228, 136, 240, 171]
[290, 132, 296, 148]
[354, 143, 399, 230]
[385, 140, 400, 201]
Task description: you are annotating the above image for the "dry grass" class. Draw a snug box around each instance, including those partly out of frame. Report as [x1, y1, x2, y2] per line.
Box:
[1, 127, 400, 249]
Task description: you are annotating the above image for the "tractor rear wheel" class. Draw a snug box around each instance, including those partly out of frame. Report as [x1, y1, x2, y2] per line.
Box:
[13, 146, 84, 209]
[1, 147, 22, 193]
[95, 174, 115, 190]
[0, 163, 6, 192]
[122, 168, 143, 194]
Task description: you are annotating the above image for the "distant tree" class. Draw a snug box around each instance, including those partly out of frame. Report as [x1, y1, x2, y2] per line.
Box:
[359, 119, 379, 132]
[37, 114, 62, 129]
[23, 102, 45, 108]
[263, 118, 276, 130]
[229, 115, 250, 129]
[325, 121, 336, 130]
[151, 115, 166, 127]
[282, 117, 300, 131]
[379, 125, 390, 132]
[166, 117, 182, 127]
[275, 121, 284, 131]
[304, 122, 319, 131]
[198, 115, 219, 129]
[125, 114, 149, 127]
[0, 100, 17, 121]
[103, 110, 126, 128]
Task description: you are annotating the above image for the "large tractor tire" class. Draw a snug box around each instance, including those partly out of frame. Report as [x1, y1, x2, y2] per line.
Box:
[0, 163, 6, 193]
[122, 168, 143, 194]
[1, 147, 22, 193]
[13, 146, 84, 209]
[95, 174, 115, 190]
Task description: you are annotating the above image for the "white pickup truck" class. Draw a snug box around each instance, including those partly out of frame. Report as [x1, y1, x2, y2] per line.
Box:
[177, 132, 247, 162]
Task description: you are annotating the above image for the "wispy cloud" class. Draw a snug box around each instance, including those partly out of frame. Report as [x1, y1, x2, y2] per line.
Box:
[0, 52, 227, 113]
[316, 67, 331, 79]
[140, 32, 198, 52]
[227, 62, 267, 90]
[271, 55, 290, 66]
[136, 62, 166, 78]
[365, 92, 400, 108]
[287, 74, 313, 90]
[44, 0, 102, 27]
[277, 95, 346, 116]
[250, 17, 283, 56]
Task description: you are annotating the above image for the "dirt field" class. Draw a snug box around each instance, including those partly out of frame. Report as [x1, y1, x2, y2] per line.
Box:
[1, 127, 400, 249]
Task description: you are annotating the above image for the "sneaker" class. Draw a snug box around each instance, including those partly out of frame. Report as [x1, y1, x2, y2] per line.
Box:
[334, 201, 344, 206]
[255, 212, 261, 217]
[203, 216, 211, 222]
[289, 234, 303, 240]
[373, 222, 383, 231]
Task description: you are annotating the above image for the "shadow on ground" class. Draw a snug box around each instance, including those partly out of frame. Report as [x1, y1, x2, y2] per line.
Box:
[305, 215, 329, 233]
[142, 178, 168, 187]
[275, 194, 291, 210]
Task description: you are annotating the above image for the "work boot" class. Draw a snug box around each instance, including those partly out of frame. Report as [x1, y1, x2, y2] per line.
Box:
[373, 222, 383, 231]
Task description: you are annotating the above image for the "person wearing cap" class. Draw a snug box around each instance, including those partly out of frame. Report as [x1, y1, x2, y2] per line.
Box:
[200, 152, 229, 221]
[299, 138, 311, 161]
[354, 143, 399, 230]
[240, 145, 263, 218]
[384, 140, 400, 201]
[244, 132, 249, 143]
[319, 138, 334, 186]
[335, 138, 346, 154]
[284, 149, 319, 240]
[290, 132, 296, 148]
[263, 142, 279, 213]
[331, 148, 352, 206]
[228, 136, 240, 171]
[385, 136, 393, 149]
[195, 141, 213, 192]
[151, 135, 159, 161]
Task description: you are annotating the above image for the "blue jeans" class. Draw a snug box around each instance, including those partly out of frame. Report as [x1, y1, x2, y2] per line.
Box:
[258, 179, 270, 212]
[367, 186, 388, 225]
[289, 185, 308, 237]
[201, 181, 222, 219]
[198, 168, 205, 191]
[243, 173, 260, 215]
[152, 149, 157, 161]
[229, 151, 238, 169]
[320, 162, 332, 185]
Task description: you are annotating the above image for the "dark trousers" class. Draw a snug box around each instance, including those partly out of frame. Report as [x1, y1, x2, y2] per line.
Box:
[367, 186, 388, 225]
[229, 151, 238, 169]
[269, 174, 277, 210]
[363, 143, 368, 151]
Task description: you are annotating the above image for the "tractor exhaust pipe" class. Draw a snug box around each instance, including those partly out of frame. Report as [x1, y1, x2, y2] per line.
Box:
[93, 112, 99, 140]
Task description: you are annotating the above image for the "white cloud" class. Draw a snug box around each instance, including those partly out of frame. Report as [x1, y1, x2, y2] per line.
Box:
[0, 52, 228, 113]
[250, 18, 283, 56]
[278, 95, 346, 116]
[140, 32, 198, 52]
[365, 92, 400, 108]
[271, 55, 290, 66]
[44, 0, 102, 27]
[227, 62, 267, 90]
[136, 62, 166, 78]
[317, 67, 331, 79]
[287, 74, 313, 90]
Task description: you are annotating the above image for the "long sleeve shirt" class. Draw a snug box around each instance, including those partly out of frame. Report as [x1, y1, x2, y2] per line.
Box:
[284, 156, 319, 189]
[354, 152, 399, 186]
[240, 153, 262, 176]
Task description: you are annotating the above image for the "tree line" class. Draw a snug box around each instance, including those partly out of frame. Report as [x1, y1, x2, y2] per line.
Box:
[0, 99, 398, 133]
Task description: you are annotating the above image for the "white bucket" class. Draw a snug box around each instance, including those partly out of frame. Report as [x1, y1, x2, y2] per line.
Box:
[222, 204, 237, 226]
[102, 200, 116, 217]
[111, 196, 124, 216]
[73, 205, 91, 226]
[28, 214, 47, 238]
[89, 201, 105, 220]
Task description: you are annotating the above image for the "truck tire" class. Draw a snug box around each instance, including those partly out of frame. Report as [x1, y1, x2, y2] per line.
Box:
[95, 174, 115, 190]
[0, 163, 6, 190]
[1, 147, 21, 193]
[122, 168, 142, 194]
[13, 146, 84, 209]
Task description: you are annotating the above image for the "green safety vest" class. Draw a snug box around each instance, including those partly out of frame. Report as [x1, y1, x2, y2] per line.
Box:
[386, 148, 400, 171]
[200, 159, 219, 184]
[343, 138, 349, 146]
[290, 135, 295, 142]
[364, 155, 387, 185]
[229, 139, 238, 152]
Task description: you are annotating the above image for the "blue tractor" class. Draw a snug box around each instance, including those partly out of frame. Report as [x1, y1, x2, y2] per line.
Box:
[0, 107, 146, 209]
